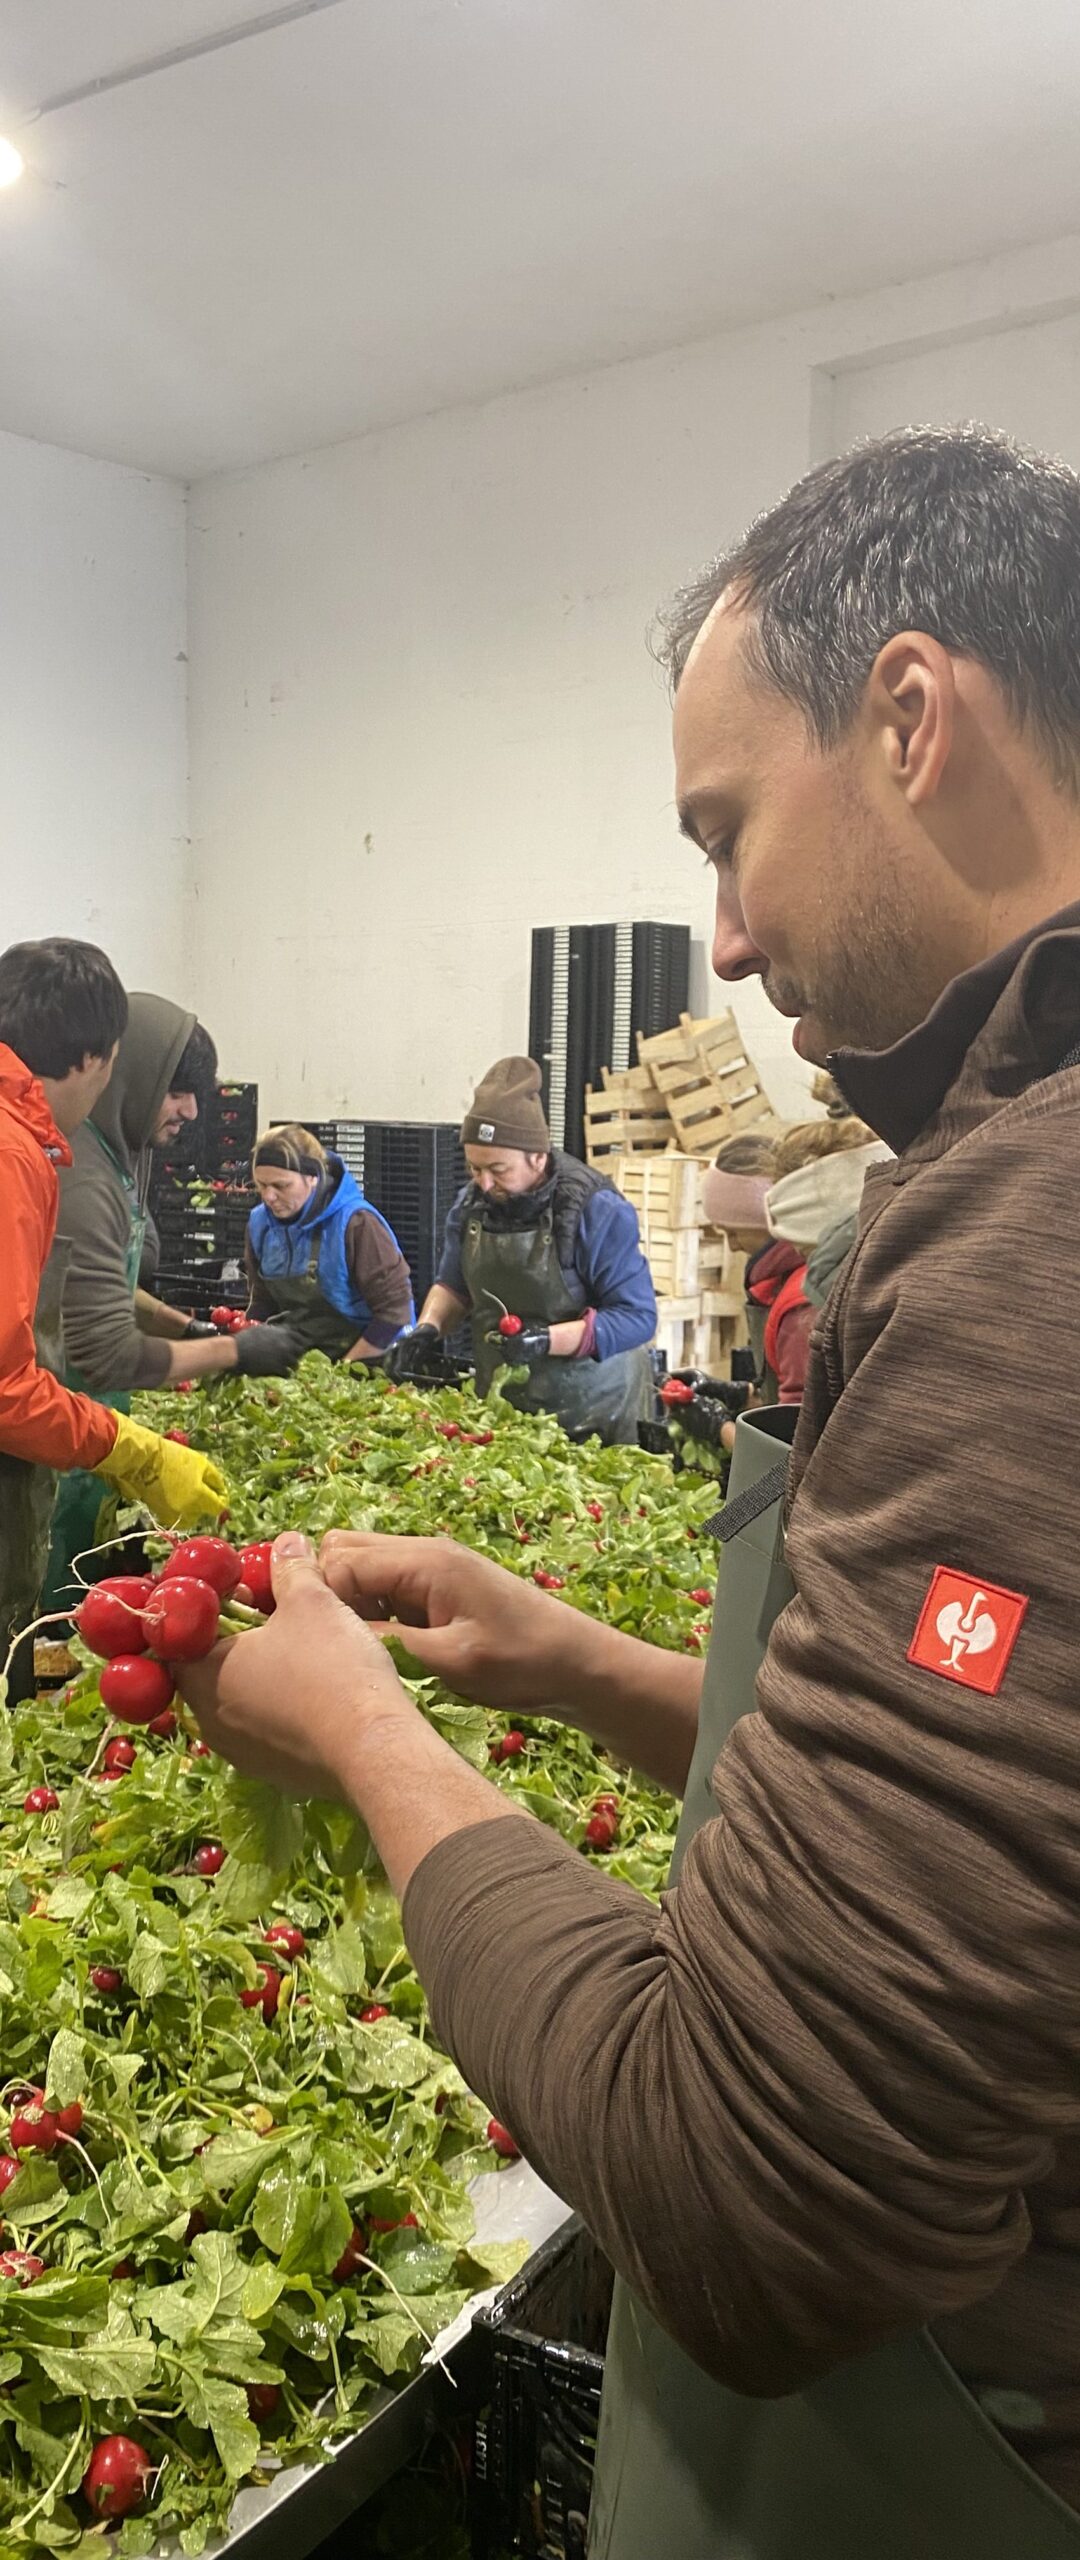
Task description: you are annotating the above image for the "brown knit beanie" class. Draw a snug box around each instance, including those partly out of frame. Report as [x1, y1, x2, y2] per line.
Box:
[462, 1056, 550, 1152]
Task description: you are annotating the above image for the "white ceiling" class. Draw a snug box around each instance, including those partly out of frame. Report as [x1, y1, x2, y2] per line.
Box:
[2, 0, 1080, 482]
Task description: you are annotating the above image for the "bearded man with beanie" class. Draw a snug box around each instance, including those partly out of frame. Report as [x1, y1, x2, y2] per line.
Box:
[384, 1056, 656, 1442]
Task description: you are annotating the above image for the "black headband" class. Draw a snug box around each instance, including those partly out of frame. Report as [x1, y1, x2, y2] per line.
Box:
[253, 1144, 323, 1178]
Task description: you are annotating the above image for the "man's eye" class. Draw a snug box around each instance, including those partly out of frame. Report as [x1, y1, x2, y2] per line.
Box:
[705, 834, 736, 870]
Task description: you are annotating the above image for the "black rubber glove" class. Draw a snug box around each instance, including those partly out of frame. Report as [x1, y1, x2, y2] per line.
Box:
[487, 1322, 551, 1366]
[381, 1324, 443, 1383]
[233, 1324, 300, 1378]
[182, 1319, 218, 1340]
[671, 1371, 750, 1418]
[678, 1393, 730, 1449]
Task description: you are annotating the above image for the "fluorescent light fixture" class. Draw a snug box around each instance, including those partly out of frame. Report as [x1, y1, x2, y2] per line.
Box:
[0, 138, 25, 187]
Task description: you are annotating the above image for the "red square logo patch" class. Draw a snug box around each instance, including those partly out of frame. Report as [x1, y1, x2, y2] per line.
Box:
[907, 1567, 1029, 1696]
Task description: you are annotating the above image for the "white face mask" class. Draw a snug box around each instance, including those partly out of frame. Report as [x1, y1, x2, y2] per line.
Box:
[765, 1141, 893, 1247]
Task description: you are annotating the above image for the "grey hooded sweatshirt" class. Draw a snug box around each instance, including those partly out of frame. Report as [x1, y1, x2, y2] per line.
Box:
[50, 994, 196, 1394]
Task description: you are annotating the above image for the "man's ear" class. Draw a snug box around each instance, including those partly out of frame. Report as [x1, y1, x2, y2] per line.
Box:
[867, 631, 956, 807]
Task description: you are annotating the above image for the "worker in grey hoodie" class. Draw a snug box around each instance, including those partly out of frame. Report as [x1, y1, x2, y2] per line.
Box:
[42, 993, 285, 1603]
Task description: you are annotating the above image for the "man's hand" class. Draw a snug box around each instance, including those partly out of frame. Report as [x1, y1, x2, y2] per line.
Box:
[176, 1533, 412, 1799]
[233, 1324, 300, 1378]
[381, 1324, 443, 1384]
[486, 1321, 550, 1365]
[94, 1415, 228, 1527]
[320, 1531, 578, 1712]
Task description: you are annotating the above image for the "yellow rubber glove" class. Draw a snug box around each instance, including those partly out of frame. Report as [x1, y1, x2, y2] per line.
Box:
[93, 1413, 228, 1529]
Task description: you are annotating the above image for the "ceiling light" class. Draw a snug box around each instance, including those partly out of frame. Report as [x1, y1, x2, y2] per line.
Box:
[0, 138, 24, 188]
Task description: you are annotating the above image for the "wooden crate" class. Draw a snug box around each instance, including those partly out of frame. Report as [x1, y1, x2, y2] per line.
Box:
[584, 1068, 673, 1166]
[651, 1294, 700, 1371]
[611, 1152, 705, 1229]
[637, 1011, 775, 1155]
[643, 1226, 699, 1298]
[699, 1233, 746, 1295]
[685, 1306, 750, 1378]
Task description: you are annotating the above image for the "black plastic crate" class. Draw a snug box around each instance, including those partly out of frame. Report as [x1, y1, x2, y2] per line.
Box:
[471, 2219, 613, 2560]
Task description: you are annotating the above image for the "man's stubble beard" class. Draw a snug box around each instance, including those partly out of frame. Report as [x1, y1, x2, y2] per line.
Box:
[766, 782, 949, 1057]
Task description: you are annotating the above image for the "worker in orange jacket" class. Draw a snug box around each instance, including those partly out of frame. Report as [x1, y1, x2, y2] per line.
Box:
[0, 938, 226, 1692]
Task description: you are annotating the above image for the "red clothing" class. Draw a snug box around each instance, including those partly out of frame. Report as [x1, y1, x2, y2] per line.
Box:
[745, 1237, 812, 1403]
[0, 1046, 116, 1470]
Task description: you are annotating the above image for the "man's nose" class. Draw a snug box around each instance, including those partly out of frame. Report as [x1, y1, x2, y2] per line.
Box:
[179, 1093, 199, 1123]
[476, 1171, 494, 1192]
[711, 879, 767, 983]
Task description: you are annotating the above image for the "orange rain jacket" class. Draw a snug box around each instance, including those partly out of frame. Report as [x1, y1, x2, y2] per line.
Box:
[0, 1044, 117, 1470]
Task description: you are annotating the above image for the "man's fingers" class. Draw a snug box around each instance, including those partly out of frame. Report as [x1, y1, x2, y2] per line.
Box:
[172, 1632, 238, 1715]
[319, 1531, 439, 1622]
[270, 1530, 325, 1603]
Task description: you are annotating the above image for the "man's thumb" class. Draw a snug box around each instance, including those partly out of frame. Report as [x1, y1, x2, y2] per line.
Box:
[270, 1530, 321, 1599]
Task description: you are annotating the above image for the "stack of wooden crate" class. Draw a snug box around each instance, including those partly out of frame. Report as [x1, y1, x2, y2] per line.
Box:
[584, 1009, 774, 1168]
[582, 1064, 673, 1167]
[613, 1152, 750, 1378]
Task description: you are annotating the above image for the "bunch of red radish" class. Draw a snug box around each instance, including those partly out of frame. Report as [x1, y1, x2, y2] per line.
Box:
[73, 1537, 276, 1724]
[209, 1305, 259, 1334]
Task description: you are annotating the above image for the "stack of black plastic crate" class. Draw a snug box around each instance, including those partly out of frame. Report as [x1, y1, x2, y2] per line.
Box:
[529, 921, 691, 1163]
[150, 1081, 258, 1318]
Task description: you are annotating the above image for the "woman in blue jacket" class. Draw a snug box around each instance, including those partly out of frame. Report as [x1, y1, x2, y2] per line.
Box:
[246, 1124, 413, 1363]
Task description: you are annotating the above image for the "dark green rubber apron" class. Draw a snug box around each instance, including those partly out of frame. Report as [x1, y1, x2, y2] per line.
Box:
[252, 1242, 359, 1361]
[461, 1205, 653, 1448]
[588, 1406, 1080, 2558]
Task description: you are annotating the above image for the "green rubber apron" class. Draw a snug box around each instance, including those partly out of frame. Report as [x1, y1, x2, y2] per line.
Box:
[461, 1204, 654, 1448]
[0, 1241, 71, 1701]
[589, 1405, 1080, 2559]
[250, 1243, 359, 1363]
[43, 1131, 145, 1614]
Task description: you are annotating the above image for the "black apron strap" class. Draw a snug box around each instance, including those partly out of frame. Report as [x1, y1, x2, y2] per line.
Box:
[706, 1459, 789, 1545]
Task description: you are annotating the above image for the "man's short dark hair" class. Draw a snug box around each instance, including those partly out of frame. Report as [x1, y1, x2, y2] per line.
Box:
[170, 1021, 218, 1102]
[656, 426, 1080, 792]
[0, 938, 128, 1080]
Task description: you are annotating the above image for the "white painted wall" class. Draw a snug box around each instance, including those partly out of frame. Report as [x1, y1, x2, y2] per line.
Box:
[186, 230, 1080, 1129]
[0, 428, 189, 994]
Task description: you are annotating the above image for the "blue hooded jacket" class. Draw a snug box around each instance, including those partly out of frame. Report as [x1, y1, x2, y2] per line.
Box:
[248, 1156, 413, 1337]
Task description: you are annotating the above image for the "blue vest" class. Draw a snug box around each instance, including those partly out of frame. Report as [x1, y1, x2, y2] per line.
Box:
[247, 1158, 412, 1334]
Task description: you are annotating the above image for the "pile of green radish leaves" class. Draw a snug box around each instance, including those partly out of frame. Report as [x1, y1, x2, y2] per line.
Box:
[0, 1359, 715, 2552]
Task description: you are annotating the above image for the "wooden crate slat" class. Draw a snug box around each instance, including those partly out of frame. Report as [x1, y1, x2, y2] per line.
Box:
[611, 1153, 705, 1228]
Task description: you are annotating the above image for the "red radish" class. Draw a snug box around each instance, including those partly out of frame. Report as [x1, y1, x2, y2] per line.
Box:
[240, 1964, 281, 2022]
[83, 2435, 152, 2519]
[103, 1738, 137, 1772]
[23, 1785, 58, 1813]
[584, 1811, 618, 1850]
[532, 1570, 565, 1592]
[499, 1731, 526, 1761]
[498, 1314, 523, 1337]
[487, 2119, 520, 2159]
[659, 1377, 694, 1405]
[332, 2224, 367, 2283]
[369, 2211, 419, 2232]
[264, 1922, 305, 1957]
[100, 1655, 175, 1723]
[56, 2102, 83, 2140]
[0, 2251, 44, 2286]
[74, 1577, 154, 1661]
[592, 1793, 619, 1818]
[97, 1764, 126, 1783]
[189, 1738, 211, 1758]
[210, 1306, 234, 1331]
[147, 1708, 178, 1740]
[0, 2158, 19, 2195]
[111, 2259, 135, 2281]
[463, 1430, 494, 1444]
[141, 1576, 220, 1661]
[9, 2102, 58, 2154]
[435, 1421, 461, 1440]
[165, 1429, 191, 1445]
[175, 1379, 193, 1394]
[247, 2382, 281, 2422]
[586, 1501, 604, 1522]
[683, 1631, 702, 1652]
[359, 2003, 389, 2023]
[193, 1842, 225, 1876]
[90, 1966, 123, 1996]
[163, 1537, 242, 1599]
[237, 1542, 275, 1613]
[689, 1587, 713, 1607]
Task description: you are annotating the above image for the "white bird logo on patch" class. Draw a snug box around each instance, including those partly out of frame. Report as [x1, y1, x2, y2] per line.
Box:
[936, 1590, 998, 1671]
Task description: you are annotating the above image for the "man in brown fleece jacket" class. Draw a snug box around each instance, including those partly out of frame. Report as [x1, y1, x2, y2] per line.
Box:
[180, 429, 1080, 2556]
